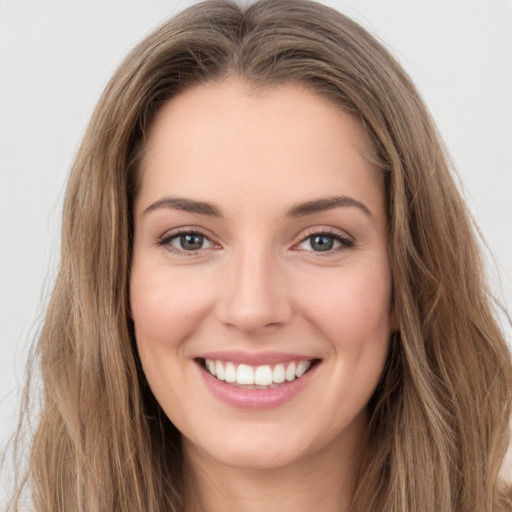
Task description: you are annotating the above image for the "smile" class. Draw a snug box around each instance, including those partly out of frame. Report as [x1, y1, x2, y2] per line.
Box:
[196, 354, 320, 409]
[204, 359, 312, 388]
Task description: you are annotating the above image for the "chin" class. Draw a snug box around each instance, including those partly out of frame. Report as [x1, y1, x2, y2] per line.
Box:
[197, 441, 307, 471]
[183, 414, 363, 473]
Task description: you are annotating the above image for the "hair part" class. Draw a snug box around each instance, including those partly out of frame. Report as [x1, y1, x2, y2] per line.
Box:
[5, 1, 512, 510]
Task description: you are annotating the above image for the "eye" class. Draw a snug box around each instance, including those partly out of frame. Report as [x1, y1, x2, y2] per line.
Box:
[157, 229, 216, 254]
[172, 233, 209, 251]
[296, 230, 353, 253]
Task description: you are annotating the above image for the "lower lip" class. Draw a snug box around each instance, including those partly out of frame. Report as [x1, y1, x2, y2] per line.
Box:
[197, 361, 319, 409]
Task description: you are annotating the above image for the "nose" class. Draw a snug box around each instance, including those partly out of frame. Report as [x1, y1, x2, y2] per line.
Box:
[215, 245, 294, 334]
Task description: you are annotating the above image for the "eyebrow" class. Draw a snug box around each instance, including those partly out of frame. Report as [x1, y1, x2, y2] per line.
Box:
[143, 197, 222, 216]
[143, 195, 373, 219]
[285, 196, 373, 219]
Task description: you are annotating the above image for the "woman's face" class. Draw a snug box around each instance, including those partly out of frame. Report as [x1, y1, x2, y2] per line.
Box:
[130, 80, 395, 471]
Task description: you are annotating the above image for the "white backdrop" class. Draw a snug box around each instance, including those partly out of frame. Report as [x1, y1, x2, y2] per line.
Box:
[1, 0, 511, 498]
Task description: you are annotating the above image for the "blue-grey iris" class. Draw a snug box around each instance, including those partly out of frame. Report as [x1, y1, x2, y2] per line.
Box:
[311, 235, 334, 251]
[181, 234, 203, 250]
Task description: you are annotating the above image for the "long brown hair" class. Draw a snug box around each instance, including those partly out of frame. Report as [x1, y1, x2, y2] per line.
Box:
[6, 0, 512, 510]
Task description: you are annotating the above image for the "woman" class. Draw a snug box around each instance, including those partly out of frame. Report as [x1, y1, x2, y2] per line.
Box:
[5, 0, 512, 510]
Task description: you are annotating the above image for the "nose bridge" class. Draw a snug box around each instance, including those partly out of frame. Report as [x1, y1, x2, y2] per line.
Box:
[216, 239, 292, 332]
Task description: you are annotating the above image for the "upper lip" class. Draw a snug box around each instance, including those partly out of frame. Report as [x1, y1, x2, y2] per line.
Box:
[196, 351, 318, 366]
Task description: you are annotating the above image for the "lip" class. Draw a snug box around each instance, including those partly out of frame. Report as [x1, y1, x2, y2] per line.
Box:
[195, 354, 320, 409]
[197, 350, 315, 366]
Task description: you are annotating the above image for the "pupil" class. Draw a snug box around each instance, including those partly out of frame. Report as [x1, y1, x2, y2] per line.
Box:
[181, 234, 203, 250]
[312, 235, 333, 251]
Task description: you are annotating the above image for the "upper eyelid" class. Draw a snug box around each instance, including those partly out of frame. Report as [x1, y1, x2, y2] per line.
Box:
[158, 226, 214, 243]
[296, 226, 353, 243]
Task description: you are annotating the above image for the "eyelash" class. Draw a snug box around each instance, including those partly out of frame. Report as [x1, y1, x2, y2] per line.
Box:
[297, 228, 354, 256]
[156, 227, 354, 256]
[156, 228, 214, 256]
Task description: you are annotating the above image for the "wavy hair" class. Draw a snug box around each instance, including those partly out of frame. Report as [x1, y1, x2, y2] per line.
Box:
[6, 0, 512, 510]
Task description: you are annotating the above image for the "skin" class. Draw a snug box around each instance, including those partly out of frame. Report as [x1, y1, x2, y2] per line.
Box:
[130, 79, 396, 512]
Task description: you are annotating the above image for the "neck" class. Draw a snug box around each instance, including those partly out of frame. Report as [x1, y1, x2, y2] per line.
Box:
[182, 414, 367, 512]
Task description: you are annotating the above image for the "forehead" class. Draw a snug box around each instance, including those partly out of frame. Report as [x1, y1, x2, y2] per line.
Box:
[142, 79, 374, 165]
[136, 79, 384, 220]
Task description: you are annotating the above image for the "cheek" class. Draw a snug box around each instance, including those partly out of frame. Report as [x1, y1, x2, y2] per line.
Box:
[129, 267, 215, 422]
[298, 265, 394, 349]
[299, 267, 392, 420]
[130, 266, 214, 347]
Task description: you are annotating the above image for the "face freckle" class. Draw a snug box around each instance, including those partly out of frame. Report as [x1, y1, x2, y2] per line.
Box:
[130, 78, 395, 473]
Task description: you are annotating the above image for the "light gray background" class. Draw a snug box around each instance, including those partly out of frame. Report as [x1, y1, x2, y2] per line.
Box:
[1, 0, 511, 498]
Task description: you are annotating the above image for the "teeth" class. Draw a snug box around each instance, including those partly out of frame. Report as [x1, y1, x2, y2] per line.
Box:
[285, 362, 296, 381]
[237, 364, 254, 385]
[215, 360, 225, 381]
[254, 365, 273, 386]
[204, 359, 312, 386]
[225, 362, 236, 383]
[206, 359, 216, 376]
[296, 361, 309, 377]
[272, 363, 286, 383]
